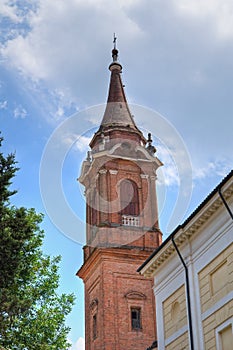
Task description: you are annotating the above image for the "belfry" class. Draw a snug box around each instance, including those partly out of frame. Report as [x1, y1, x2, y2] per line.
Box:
[77, 40, 162, 350]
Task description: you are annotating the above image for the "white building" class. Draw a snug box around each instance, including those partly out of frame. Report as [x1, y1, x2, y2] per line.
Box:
[138, 170, 233, 350]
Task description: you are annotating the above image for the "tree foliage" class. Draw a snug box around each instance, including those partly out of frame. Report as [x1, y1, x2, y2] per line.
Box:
[0, 135, 75, 349]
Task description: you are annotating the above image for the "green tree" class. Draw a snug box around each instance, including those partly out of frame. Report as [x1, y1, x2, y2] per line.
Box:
[0, 135, 75, 349]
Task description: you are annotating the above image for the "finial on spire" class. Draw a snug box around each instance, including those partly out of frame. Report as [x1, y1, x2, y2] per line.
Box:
[146, 133, 156, 155]
[112, 33, 118, 62]
[113, 33, 117, 49]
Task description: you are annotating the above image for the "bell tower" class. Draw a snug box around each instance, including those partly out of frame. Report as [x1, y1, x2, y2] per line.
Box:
[77, 40, 162, 350]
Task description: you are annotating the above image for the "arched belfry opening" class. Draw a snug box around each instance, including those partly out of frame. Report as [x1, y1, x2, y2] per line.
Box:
[120, 179, 139, 216]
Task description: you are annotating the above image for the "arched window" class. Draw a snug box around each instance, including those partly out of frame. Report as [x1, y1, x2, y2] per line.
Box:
[120, 179, 139, 216]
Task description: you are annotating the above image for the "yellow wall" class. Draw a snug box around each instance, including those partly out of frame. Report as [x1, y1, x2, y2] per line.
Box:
[163, 285, 187, 339]
[219, 324, 233, 350]
[202, 301, 233, 350]
[199, 243, 233, 349]
[165, 331, 189, 350]
[199, 243, 232, 313]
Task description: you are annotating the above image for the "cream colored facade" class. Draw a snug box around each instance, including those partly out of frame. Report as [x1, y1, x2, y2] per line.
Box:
[139, 171, 233, 350]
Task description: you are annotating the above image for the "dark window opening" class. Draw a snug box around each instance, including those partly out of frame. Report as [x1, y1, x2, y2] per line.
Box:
[92, 191, 97, 226]
[120, 180, 139, 216]
[131, 307, 141, 330]
[93, 314, 97, 339]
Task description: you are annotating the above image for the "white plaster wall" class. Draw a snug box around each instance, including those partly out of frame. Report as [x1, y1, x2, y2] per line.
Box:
[153, 201, 233, 350]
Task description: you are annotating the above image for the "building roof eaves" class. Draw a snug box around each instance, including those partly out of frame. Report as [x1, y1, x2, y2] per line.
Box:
[138, 169, 233, 275]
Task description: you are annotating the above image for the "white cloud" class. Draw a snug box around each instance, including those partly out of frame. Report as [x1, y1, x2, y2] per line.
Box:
[2, 33, 48, 81]
[55, 106, 65, 119]
[1, 0, 232, 178]
[193, 160, 232, 181]
[0, 0, 146, 120]
[156, 144, 179, 187]
[63, 133, 91, 153]
[14, 105, 27, 119]
[175, 0, 233, 39]
[0, 100, 7, 109]
[0, 0, 21, 23]
[0, 0, 143, 83]
[75, 135, 91, 152]
[69, 337, 85, 350]
[1, 0, 233, 103]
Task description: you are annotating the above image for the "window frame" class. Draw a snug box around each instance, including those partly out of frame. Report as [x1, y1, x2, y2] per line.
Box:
[215, 317, 233, 350]
[131, 307, 142, 331]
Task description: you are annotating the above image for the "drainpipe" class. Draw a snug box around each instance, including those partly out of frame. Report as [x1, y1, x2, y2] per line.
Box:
[171, 236, 194, 350]
[218, 187, 233, 220]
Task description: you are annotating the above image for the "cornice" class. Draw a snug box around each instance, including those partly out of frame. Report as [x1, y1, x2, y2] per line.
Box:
[139, 174, 233, 277]
[77, 246, 155, 281]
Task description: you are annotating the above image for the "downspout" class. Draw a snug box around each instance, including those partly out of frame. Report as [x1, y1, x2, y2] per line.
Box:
[171, 235, 194, 350]
[218, 187, 233, 220]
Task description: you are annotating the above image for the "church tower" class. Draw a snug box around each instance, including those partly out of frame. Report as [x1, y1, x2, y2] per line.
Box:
[77, 41, 162, 350]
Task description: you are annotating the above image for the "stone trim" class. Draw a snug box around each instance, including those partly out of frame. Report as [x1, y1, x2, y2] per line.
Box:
[109, 169, 118, 175]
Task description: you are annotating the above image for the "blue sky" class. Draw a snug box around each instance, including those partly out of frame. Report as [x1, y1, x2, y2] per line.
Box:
[1, 1, 233, 349]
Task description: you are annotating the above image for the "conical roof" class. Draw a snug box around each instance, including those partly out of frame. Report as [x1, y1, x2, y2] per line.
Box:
[101, 45, 138, 130]
[99, 47, 138, 131]
[89, 42, 146, 149]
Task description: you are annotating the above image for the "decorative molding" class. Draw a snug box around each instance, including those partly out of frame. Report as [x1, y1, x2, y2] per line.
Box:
[95, 173, 100, 180]
[201, 290, 233, 322]
[164, 325, 188, 347]
[99, 169, 107, 175]
[90, 298, 99, 312]
[109, 169, 118, 175]
[215, 317, 233, 350]
[85, 188, 91, 196]
[124, 291, 147, 300]
[141, 184, 233, 277]
[140, 174, 149, 179]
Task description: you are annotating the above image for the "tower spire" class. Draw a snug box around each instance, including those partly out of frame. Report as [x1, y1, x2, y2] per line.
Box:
[95, 38, 143, 136]
[89, 38, 147, 149]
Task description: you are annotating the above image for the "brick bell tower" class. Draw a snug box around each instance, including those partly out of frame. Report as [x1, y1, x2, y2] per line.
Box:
[77, 40, 163, 350]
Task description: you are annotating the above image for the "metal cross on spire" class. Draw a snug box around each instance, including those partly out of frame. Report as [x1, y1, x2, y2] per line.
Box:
[112, 33, 118, 62]
[113, 33, 117, 49]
